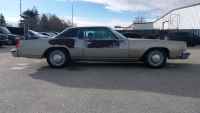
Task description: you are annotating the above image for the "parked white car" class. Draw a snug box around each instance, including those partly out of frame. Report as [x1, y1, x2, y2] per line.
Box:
[28, 30, 49, 39]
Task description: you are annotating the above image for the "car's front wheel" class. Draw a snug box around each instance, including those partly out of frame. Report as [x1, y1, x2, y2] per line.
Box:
[46, 48, 70, 68]
[144, 49, 167, 69]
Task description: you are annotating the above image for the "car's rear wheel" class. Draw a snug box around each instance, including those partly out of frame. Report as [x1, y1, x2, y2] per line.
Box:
[144, 49, 167, 69]
[0, 44, 2, 47]
[46, 48, 70, 68]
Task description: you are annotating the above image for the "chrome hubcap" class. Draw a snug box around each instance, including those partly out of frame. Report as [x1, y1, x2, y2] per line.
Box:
[52, 54, 63, 63]
[49, 50, 66, 66]
[151, 54, 161, 63]
[148, 50, 164, 66]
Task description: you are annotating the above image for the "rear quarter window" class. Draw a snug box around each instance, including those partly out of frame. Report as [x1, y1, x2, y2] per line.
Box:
[56, 28, 78, 38]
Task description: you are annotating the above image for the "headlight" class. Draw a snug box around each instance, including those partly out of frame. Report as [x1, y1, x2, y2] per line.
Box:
[15, 37, 20, 40]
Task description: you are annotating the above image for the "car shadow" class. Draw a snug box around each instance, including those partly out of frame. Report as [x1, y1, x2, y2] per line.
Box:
[29, 62, 200, 98]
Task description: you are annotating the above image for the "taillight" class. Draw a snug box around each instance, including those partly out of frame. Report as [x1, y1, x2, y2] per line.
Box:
[15, 41, 21, 49]
[141, 36, 144, 39]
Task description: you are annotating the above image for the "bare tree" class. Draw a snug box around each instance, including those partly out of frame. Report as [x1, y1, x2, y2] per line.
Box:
[38, 14, 49, 32]
[19, 6, 75, 32]
[39, 14, 72, 32]
[48, 14, 68, 32]
[134, 16, 146, 23]
[64, 19, 77, 27]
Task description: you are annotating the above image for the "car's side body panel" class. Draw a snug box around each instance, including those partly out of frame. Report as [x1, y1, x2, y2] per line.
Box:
[18, 39, 51, 58]
[83, 39, 129, 59]
[128, 39, 185, 59]
[17, 38, 185, 60]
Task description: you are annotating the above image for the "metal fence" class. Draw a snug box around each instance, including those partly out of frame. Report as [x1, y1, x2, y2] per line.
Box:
[117, 29, 200, 46]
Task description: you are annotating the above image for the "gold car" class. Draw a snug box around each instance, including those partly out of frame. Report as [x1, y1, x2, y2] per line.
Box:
[11, 26, 190, 69]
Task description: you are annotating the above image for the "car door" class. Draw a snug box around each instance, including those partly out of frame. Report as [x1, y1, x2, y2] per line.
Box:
[83, 27, 129, 60]
[52, 28, 84, 59]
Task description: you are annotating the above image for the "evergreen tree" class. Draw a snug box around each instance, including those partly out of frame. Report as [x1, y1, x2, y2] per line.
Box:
[0, 14, 6, 26]
[20, 6, 39, 30]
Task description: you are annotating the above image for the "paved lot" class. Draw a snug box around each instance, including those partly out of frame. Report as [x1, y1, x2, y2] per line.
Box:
[0, 45, 200, 113]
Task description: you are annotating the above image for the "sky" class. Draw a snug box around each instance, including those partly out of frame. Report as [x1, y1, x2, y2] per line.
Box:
[0, 0, 199, 28]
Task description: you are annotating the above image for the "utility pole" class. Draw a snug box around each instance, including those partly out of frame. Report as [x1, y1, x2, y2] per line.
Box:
[20, 0, 22, 27]
[72, 4, 73, 27]
[20, 0, 21, 15]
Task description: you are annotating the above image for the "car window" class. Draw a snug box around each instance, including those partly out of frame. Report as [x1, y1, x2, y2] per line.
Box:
[84, 28, 118, 40]
[29, 31, 34, 35]
[55, 28, 78, 38]
[78, 29, 84, 39]
[29, 30, 40, 35]
[134, 34, 142, 38]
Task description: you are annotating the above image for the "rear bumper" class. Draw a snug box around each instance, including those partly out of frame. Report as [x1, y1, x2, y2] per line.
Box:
[11, 48, 19, 57]
[181, 50, 190, 59]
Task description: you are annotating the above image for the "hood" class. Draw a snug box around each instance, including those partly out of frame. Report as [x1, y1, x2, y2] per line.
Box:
[7, 34, 18, 37]
[7, 34, 25, 40]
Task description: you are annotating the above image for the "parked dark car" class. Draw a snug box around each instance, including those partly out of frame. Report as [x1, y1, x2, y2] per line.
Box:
[0, 34, 8, 47]
[168, 32, 200, 47]
[122, 33, 144, 39]
[146, 30, 168, 40]
[0, 26, 25, 45]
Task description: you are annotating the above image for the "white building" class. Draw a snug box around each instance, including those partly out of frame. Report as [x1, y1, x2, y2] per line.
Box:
[123, 22, 153, 30]
[154, 3, 200, 29]
[133, 22, 153, 29]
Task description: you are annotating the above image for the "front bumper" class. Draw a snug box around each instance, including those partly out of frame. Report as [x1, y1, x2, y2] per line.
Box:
[11, 48, 19, 57]
[181, 50, 190, 59]
[0, 40, 9, 45]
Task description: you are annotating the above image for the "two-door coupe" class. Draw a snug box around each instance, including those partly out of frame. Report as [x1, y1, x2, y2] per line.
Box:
[11, 26, 190, 69]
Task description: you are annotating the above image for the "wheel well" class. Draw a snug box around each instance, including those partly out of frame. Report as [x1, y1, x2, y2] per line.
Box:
[8, 38, 15, 44]
[42, 47, 71, 59]
[140, 47, 169, 61]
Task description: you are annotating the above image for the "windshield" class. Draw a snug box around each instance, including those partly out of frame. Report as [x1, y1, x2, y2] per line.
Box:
[38, 32, 44, 35]
[0, 27, 11, 34]
[30, 30, 42, 35]
[108, 27, 126, 39]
